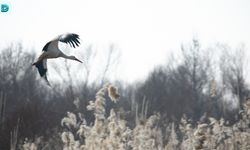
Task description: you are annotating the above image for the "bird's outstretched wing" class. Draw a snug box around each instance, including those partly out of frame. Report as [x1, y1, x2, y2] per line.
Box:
[58, 33, 81, 48]
[42, 33, 80, 52]
[34, 59, 50, 86]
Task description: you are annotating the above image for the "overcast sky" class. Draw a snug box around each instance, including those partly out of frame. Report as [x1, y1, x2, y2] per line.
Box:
[0, 0, 250, 83]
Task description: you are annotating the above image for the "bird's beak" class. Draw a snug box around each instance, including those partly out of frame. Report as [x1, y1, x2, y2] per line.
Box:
[75, 58, 83, 63]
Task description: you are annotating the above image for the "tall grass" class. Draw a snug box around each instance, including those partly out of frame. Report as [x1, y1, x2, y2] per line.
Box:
[20, 85, 250, 150]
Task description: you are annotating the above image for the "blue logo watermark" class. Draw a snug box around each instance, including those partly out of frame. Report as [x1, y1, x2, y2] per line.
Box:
[1, 3, 9, 12]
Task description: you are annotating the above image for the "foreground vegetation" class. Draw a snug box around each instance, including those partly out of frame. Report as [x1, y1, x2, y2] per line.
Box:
[19, 84, 250, 150]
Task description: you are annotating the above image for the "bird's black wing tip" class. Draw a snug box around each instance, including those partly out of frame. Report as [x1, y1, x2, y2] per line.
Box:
[34, 61, 51, 86]
[35, 61, 47, 77]
[44, 76, 51, 87]
[59, 33, 81, 48]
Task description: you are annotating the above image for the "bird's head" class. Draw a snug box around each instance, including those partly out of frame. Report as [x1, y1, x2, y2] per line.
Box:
[70, 56, 83, 63]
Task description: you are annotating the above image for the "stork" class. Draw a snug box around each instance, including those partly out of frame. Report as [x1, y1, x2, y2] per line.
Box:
[32, 33, 82, 85]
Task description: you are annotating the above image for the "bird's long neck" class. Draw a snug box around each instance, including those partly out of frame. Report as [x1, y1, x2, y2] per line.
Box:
[61, 53, 74, 60]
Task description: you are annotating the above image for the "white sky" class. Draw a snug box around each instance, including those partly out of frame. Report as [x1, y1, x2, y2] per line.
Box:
[0, 0, 250, 83]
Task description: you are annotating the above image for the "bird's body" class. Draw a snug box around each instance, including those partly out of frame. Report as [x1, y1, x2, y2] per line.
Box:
[43, 41, 61, 57]
[33, 33, 82, 85]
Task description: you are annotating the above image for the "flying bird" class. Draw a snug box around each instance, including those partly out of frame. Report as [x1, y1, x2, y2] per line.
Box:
[32, 33, 82, 85]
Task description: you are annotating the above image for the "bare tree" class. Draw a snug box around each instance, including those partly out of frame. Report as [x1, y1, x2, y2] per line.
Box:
[135, 39, 213, 121]
[81, 45, 97, 87]
[219, 44, 250, 110]
[100, 44, 121, 85]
